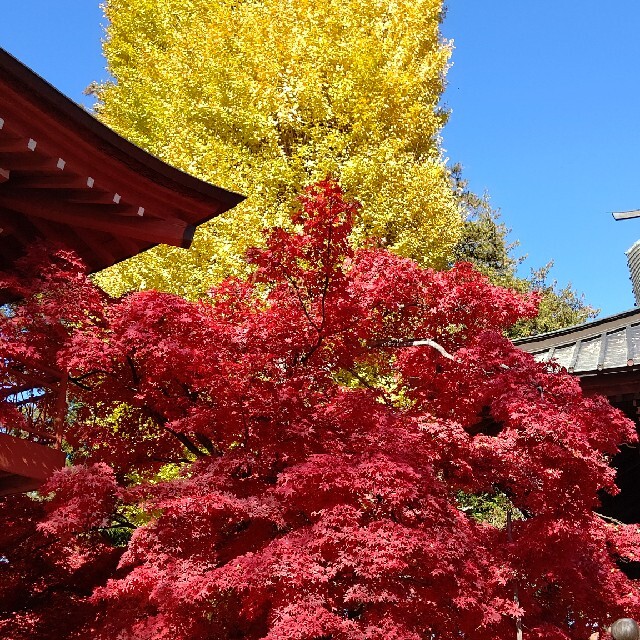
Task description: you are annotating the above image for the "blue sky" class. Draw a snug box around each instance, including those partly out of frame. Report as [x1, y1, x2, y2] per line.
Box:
[442, 2, 640, 316]
[2, 2, 639, 316]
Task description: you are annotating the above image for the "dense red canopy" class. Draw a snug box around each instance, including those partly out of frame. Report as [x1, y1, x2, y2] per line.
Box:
[0, 182, 639, 639]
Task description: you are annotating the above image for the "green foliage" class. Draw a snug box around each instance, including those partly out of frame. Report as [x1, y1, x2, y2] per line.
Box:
[457, 491, 523, 529]
[99, 521, 134, 547]
[510, 262, 599, 338]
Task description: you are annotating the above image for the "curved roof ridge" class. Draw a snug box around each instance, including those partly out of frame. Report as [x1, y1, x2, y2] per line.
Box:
[0, 46, 245, 290]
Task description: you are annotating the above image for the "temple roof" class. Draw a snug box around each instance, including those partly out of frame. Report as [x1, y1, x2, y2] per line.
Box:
[0, 47, 244, 288]
[514, 307, 640, 375]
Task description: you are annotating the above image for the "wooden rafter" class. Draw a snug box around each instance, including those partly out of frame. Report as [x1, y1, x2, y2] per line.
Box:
[0, 193, 196, 247]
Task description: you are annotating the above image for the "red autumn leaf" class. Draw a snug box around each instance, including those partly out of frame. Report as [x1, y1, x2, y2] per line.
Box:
[0, 180, 637, 639]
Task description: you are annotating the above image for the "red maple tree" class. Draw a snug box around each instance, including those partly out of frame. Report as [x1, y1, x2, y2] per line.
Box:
[1, 181, 639, 639]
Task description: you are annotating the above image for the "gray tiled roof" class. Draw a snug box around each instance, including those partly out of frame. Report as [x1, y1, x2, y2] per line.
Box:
[514, 308, 640, 374]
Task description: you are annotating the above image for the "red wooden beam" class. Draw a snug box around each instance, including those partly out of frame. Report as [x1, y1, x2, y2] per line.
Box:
[7, 172, 91, 190]
[24, 214, 116, 271]
[0, 433, 66, 496]
[0, 134, 36, 153]
[0, 209, 32, 245]
[0, 219, 15, 237]
[0, 151, 64, 172]
[63, 225, 119, 266]
[5, 186, 143, 211]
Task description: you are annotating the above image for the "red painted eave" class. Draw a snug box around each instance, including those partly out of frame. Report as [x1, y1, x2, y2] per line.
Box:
[0, 433, 66, 497]
[0, 46, 245, 285]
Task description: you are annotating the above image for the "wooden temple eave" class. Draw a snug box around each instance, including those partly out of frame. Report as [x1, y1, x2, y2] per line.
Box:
[514, 309, 640, 424]
[0, 358, 69, 497]
[0, 114, 197, 266]
[0, 46, 245, 283]
[579, 368, 640, 398]
[515, 312, 640, 529]
[515, 308, 640, 376]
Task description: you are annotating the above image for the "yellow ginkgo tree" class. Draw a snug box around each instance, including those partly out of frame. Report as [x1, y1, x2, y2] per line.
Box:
[95, 0, 462, 298]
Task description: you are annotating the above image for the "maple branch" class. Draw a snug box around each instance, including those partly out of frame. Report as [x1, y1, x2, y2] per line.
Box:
[241, 397, 250, 447]
[71, 370, 105, 382]
[345, 368, 392, 406]
[373, 338, 456, 361]
[301, 220, 334, 364]
[146, 408, 208, 458]
[112, 512, 137, 529]
[88, 513, 138, 536]
[180, 382, 199, 403]
[195, 432, 223, 457]
[319, 214, 334, 334]
[300, 335, 324, 364]
[507, 508, 523, 640]
[127, 355, 140, 385]
[66, 370, 109, 391]
[164, 425, 207, 459]
[29, 539, 61, 557]
[410, 339, 455, 360]
[68, 376, 96, 392]
[282, 270, 320, 333]
[596, 513, 627, 526]
[98, 523, 135, 530]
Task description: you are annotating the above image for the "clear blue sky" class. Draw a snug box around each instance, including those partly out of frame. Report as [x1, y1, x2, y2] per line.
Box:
[2, 2, 639, 316]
